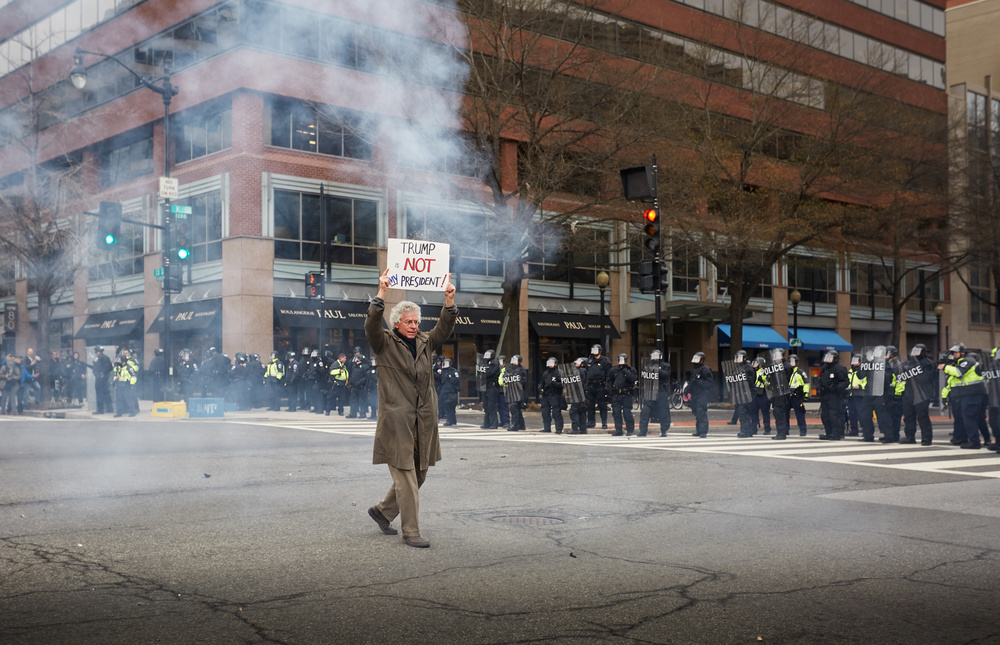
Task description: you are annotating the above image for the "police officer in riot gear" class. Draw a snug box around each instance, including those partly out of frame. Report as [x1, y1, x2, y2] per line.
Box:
[732, 350, 755, 438]
[899, 343, 936, 445]
[639, 349, 672, 437]
[480, 349, 500, 429]
[818, 350, 848, 440]
[539, 357, 564, 433]
[846, 354, 865, 437]
[787, 354, 809, 436]
[568, 357, 589, 434]
[503, 355, 528, 431]
[689, 352, 713, 437]
[942, 343, 989, 448]
[607, 353, 637, 436]
[586, 345, 612, 429]
[439, 358, 460, 426]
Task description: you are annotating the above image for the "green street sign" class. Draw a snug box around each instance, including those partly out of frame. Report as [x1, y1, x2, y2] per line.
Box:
[790, 338, 802, 347]
[153, 268, 163, 277]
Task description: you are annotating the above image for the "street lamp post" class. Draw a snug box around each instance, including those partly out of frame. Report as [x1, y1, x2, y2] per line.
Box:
[71, 47, 179, 395]
[789, 289, 801, 345]
[596, 270, 610, 353]
[934, 302, 944, 409]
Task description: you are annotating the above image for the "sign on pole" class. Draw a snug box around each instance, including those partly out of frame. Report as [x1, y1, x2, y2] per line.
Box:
[386, 238, 451, 291]
[159, 177, 179, 200]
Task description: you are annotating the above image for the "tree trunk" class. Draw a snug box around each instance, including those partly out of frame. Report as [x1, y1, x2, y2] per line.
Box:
[498, 260, 524, 358]
[36, 288, 52, 407]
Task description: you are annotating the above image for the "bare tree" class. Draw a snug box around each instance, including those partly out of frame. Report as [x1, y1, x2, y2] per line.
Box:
[659, 0, 945, 350]
[0, 39, 90, 404]
[438, 0, 669, 356]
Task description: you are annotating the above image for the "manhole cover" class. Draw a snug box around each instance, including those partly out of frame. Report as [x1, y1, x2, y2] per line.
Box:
[491, 515, 565, 526]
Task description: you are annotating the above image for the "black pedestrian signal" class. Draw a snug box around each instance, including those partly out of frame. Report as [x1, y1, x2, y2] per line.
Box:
[642, 208, 660, 253]
[163, 263, 183, 293]
[305, 272, 324, 298]
[638, 260, 669, 294]
[97, 201, 122, 250]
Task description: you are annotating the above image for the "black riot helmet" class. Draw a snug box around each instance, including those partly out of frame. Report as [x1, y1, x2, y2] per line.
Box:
[691, 352, 705, 364]
[734, 350, 748, 363]
[911, 344, 927, 359]
[546, 357, 558, 368]
[823, 350, 839, 363]
[788, 354, 798, 367]
[591, 344, 602, 356]
[650, 349, 663, 361]
[510, 355, 521, 365]
[442, 358, 451, 368]
[851, 354, 861, 368]
[886, 346, 898, 360]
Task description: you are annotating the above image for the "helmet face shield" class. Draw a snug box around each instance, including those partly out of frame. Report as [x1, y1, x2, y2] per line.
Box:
[546, 357, 558, 368]
[691, 352, 704, 364]
[650, 350, 662, 361]
[617, 353, 627, 365]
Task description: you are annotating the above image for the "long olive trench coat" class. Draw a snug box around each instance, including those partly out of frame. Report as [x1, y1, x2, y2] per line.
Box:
[365, 298, 458, 471]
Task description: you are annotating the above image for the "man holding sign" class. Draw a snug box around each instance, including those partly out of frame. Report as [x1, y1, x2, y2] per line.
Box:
[366, 267, 457, 548]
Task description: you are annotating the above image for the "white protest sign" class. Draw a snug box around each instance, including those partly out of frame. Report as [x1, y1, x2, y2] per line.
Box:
[386, 238, 450, 291]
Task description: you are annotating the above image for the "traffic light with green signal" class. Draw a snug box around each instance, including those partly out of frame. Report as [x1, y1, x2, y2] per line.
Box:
[174, 221, 190, 262]
[96, 201, 122, 251]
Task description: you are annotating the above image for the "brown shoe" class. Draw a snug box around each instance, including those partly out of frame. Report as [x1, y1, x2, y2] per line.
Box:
[403, 535, 430, 548]
[368, 506, 398, 535]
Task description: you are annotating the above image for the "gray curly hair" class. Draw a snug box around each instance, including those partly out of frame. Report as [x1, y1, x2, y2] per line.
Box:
[389, 300, 421, 327]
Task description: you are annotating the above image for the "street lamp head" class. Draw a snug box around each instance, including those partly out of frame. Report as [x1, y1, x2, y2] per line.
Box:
[933, 302, 944, 319]
[789, 289, 801, 305]
[596, 270, 610, 288]
[70, 52, 87, 89]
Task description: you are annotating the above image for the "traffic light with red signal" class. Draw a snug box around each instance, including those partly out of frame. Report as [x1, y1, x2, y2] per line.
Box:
[305, 272, 324, 298]
[642, 207, 660, 254]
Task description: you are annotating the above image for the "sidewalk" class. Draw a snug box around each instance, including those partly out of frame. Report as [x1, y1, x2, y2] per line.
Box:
[27, 399, 954, 433]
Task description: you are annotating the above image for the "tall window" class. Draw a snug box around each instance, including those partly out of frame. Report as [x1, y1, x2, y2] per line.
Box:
[969, 264, 996, 326]
[905, 269, 941, 314]
[672, 254, 700, 295]
[273, 190, 377, 266]
[850, 262, 892, 309]
[100, 128, 153, 187]
[716, 264, 773, 299]
[175, 99, 232, 164]
[266, 96, 372, 161]
[787, 256, 836, 307]
[171, 190, 224, 264]
[406, 206, 504, 278]
[89, 219, 144, 279]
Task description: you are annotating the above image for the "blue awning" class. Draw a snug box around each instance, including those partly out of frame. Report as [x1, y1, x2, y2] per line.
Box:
[717, 324, 789, 349]
[792, 328, 853, 351]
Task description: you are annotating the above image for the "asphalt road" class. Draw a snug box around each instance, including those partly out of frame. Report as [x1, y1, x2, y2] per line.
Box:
[2, 411, 998, 644]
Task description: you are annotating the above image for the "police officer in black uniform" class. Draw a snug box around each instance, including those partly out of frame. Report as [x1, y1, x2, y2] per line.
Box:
[285, 351, 301, 412]
[900, 343, 936, 445]
[568, 357, 588, 435]
[480, 349, 500, 429]
[347, 348, 369, 418]
[607, 353, 638, 436]
[689, 352, 713, 437]
[818, 350, 848, 440]
[732, 350, 755, 438]
[585, 345, 612, 429]
[639, 349, 672, 437]
[439, 357, 460, 426]
[503, 355, 528, 431]
[539, 357, 564, 433]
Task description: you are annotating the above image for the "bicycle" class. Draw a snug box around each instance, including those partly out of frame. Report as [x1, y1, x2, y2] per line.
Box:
[670, 381, 686, 410]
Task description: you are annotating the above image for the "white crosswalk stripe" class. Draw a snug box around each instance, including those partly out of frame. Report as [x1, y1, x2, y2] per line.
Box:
[242, 419, 1000, 479]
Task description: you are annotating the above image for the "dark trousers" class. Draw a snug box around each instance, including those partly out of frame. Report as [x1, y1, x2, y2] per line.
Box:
[441, 392, 457, 425]
[960, 394, 986, 446]
[268, 381, 283, 410]
[989, 406, 1000, 444]
[950, 396, 965, 443]
[692, 394, 709, 436]
[736, 401, 754, 436]
[95, 378, 112, 413]
[508, 400, 525, 431]
[325, 384, 346, 414]
[610, 393, 634, 435]
[847, 396, 864, 434]
[752, 393, 771, 433]
[586, 386, 608, 427]
[789, 394, 808, 435]
[639, 396, 671, 436]
[860, 397, 878, 440]
[902, 398, 932, 443]
[569, 403, 586, 433]
[540, 394, 563, 432]
[286, 382, 299, 411]
[348, 387, 368, 418]
[875, 397, 899, 440]
[482, 387, 499, 428]
[820, 394, 845, 438]
[772, 394, 790, 437]
[498, 390, 510, 426]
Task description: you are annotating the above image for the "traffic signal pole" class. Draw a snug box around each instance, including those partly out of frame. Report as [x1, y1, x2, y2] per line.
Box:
[650, 156, 665, 359]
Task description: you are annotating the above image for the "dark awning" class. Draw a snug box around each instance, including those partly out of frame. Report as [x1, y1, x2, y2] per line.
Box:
[420, 306, 503, 336]
[529, 312, 621, 339]
[75, 309, 143, 341]
[717, 324, 789, 349]
[274, 298, 369, 329]
[147, 299, 221, 334]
